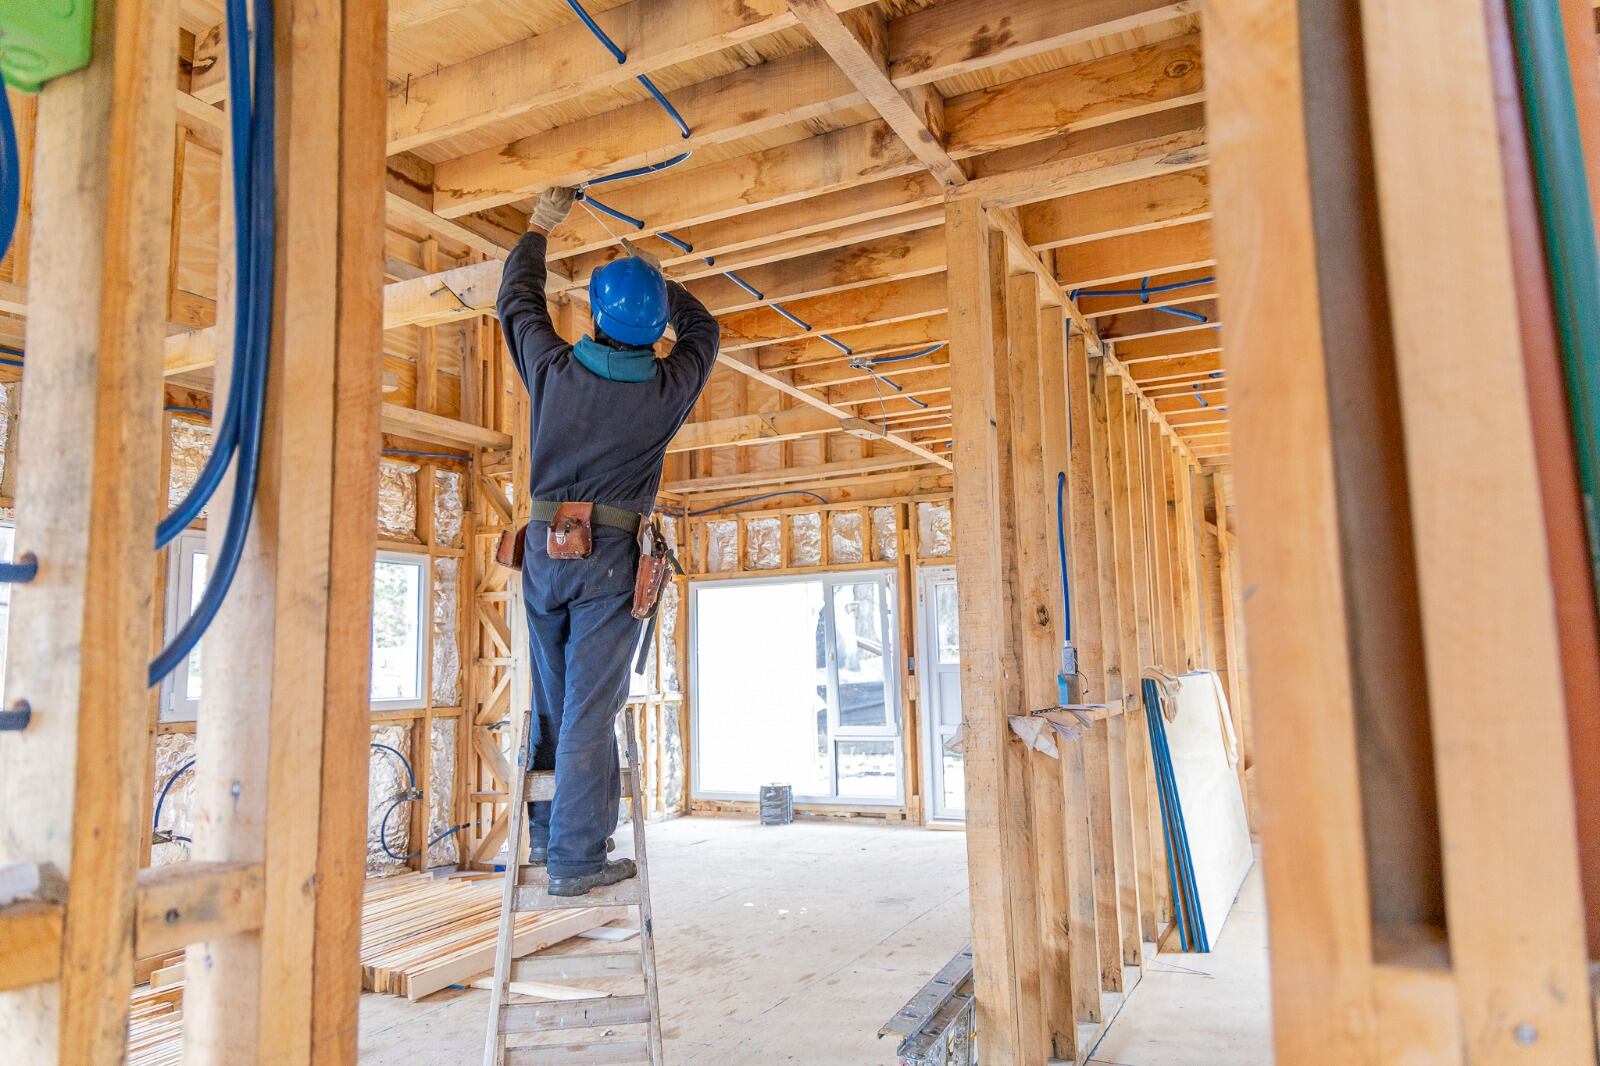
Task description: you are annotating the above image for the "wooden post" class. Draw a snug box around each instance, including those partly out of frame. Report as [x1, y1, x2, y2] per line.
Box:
[944, 196, 1047, 1066]
[1001, 271, 1076, 1060]
[1358, 0, 1593, 1056]
[0, 0, 175, 1059]
[183, 0, 385, 1062]
[1037, 309, 1101, 1027]
[1063, 332, 1123, 998]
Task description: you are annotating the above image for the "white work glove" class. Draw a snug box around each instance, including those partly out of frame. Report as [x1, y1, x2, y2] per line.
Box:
[530, 186, 576, 233]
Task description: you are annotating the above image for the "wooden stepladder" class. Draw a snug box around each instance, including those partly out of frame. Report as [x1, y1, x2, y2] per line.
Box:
[483, 602, 665, 1066]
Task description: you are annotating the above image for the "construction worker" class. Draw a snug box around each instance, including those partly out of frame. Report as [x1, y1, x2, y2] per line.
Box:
[498, 186, 719, 897]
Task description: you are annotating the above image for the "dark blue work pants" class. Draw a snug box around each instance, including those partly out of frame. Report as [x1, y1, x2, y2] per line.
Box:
[522, 521, 642, 878]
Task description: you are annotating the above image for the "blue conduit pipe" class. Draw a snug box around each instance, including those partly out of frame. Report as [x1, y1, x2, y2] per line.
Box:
[152, 757, 197, 845]
[1055, 473, 1072, 642]
[682, 491, 829, 517]
[563, 0, 691, 139]
[0, 552, 37, 584]
[150, 0, 276, 687]
[0, 84, 18, 263]
[860, 342, 946, 367]
[1508, 0, 1600, 602]
[1070, 275, 1215, 303]
[561, 13, 918, 399]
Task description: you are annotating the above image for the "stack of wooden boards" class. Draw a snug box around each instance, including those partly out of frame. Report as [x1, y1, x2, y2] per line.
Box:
[124, 872, 623, 1063]
[360, 871, 625, 1000]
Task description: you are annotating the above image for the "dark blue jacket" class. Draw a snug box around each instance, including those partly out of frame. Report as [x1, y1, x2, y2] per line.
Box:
[497, 232, 721, 514]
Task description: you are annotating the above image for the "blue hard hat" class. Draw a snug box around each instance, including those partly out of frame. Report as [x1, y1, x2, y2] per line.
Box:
[590, 256, 669, 348]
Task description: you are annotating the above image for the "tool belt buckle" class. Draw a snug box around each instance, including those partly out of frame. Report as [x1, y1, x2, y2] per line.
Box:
[547, 502, 594, 559]
[631, 515, 679, 620]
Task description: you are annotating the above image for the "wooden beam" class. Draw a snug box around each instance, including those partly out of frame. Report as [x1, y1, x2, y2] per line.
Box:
[1360, 0, 1593, 1055]
[1204, 1, 1378, 1056]
[0, 902, 63, 993]
[944, 193, 1048, 1066]
[719, 273, 946, 350]
[888, 0, 1195, 87]
[668, 406, 845, 452]
[385, 0, 876, 152]
[1116, 327, 1223, 362]
[662, 454, 927, 493]
[789, 0, 966, 187]
[1022, 170, 1211, 250]
[181, 1, 386, 1061]
[432, 47, 862, 217]
[1055, 220, 1215, 289]
[0, 1, 175, 1056]
[382, 404, 513, 450]
[133, 862, 264, 959]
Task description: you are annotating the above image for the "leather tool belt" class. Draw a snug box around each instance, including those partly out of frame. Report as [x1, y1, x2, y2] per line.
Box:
[493, 501, 645, 570]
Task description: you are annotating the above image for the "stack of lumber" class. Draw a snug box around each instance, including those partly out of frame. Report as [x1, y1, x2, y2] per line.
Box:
[359, 872, 624, 1001]
[124, 872, 622, 1062]
[126, 954, 186, 1066]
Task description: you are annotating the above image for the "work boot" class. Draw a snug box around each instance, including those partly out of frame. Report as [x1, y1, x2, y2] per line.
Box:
[548, 858, 637, 898]
[528, 836, 614, 866]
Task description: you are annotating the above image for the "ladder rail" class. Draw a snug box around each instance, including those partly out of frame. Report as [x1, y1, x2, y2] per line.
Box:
[484, 589, 664, 1066]
[483, 598, 537, 1066]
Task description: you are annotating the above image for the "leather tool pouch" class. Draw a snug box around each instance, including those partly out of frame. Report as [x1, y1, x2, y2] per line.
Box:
[631, 517, 675, 620]
[546, 502, 595, 559]
[495, 524, 528, 571]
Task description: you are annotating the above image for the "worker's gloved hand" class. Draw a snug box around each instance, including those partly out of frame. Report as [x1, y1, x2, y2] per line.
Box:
[530, 186, 576, 233]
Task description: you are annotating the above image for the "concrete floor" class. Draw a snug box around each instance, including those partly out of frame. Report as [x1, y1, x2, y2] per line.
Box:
[357, 817, 1271, 1065]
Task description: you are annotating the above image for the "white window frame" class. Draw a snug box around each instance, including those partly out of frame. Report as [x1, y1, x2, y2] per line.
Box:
[370, 549, 430, 712]
[160, 530, 208, 722]
[688, 569, 903, 806]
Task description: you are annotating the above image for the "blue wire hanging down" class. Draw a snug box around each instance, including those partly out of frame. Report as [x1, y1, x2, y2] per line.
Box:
[0, 83, 19, 263]
[149, 0, 277, 687]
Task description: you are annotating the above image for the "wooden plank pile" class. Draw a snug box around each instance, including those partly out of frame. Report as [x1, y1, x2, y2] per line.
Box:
[359, 872, 626, 1001]
[124, 873, 622, 1063]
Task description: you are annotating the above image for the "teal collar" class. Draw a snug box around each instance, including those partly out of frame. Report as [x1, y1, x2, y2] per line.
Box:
[572, 335, 658, 382]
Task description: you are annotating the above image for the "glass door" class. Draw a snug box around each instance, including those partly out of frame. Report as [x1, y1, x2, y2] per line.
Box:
[691, 571, 902, 804]
[918, 566, 964, 821]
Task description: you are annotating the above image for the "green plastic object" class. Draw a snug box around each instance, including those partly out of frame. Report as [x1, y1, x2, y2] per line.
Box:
[0, 0, 95, 94]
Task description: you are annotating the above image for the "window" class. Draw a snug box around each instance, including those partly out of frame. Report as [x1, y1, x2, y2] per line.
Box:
[371, 551, 428, 709]
[691, 571, 901, 804]
[161, 532, 209, 722]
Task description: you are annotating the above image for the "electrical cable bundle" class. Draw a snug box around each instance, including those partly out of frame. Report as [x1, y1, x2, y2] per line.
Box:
[148, 0, 276, 686]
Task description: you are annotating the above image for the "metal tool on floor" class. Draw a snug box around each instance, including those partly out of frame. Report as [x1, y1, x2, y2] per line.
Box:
[880, 945, 977, 1066]
[482, 602, 665, 1066]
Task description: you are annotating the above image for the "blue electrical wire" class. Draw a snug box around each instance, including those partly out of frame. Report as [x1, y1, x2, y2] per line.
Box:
[582, 152, 692, 187]
[862, 342, 946, 366]
[0, 552, 36, 585]
[685, 491, 828, 516]
[1069, 275, 1215, 302]
[150, 0, 276, 687]
[1055, 472, 1071, 642]
[563, 0, 691, 138]
[0, 84, 18, 263]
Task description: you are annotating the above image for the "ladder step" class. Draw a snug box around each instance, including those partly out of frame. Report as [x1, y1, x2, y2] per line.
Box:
[503, 1038, 649, 1065]
[500, 994, 652, 1034]
[512, 951, 642, 982]
[525, 767, 635, 802]
[514, 877, 643, 911]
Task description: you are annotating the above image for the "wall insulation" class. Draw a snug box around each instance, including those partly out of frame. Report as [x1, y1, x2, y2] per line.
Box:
[745, 516, 781, 570]
[870, 506, 899, 561]
[376, 460, 419, 542]
[431, 556, 461, 706]
[368, 724, 412, 876]
[706, 519, 738, 573]
[917, 501, 952, 557]
[166, 419, 212, 516]
[830, 511, 865, 563]
[660, 580, 681, 694]
[0, 381, 12, 490]
[150, 731, 196, 868]
[433, 468, 464, 548]
[428, 719, 459, 868]
[789, 512, 822, 567]
[661, 706, 685, 811]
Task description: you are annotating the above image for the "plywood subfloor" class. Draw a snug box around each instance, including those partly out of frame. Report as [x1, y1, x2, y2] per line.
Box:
[358, 816, 971, 1064]
[1087, 855, 1272, 1065]
[357, 819, 1272, 1065]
